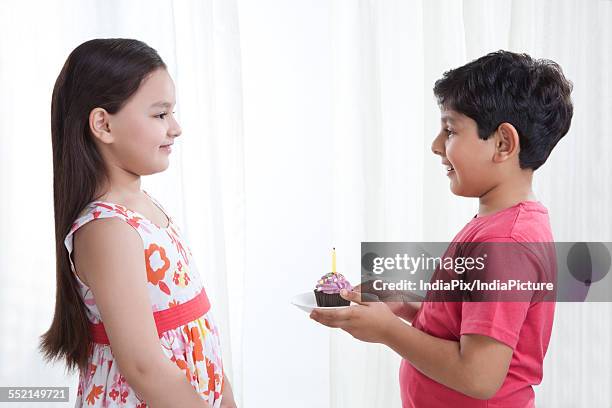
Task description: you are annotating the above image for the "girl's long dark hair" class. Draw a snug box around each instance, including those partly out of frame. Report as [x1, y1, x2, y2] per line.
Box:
[39, 38, 166, 374]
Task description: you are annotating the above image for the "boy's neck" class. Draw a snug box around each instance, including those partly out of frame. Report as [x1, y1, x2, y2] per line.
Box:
[477, 172, 536, 218]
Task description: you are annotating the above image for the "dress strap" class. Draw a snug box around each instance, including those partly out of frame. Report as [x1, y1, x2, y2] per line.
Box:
[89, 288, 211, 344]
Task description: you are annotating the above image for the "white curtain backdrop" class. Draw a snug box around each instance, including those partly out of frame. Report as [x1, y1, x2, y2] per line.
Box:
[0, 0, 246, 406]
[0, 0, 611, 407]
[325, 1, 612, 407]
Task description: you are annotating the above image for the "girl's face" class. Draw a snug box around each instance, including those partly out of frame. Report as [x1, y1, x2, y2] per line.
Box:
[92, 68, 182, 175]
[430, 108, 498, 197]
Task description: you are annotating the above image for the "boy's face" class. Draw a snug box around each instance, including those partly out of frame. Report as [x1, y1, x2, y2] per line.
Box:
[431, 108, 498, 197]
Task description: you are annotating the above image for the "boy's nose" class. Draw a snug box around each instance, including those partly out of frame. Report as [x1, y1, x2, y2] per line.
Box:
[431, 133, 445, 157]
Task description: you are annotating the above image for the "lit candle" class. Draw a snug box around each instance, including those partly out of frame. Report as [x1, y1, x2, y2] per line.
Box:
[332, 247, 336, 274]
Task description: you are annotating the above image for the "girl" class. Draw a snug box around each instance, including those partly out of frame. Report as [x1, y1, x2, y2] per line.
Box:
[39, 38, 237, 408]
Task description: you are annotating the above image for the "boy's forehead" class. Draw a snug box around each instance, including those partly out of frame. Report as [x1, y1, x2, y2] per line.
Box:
[440, 109, 457, 121]
[440, 109, 464, 124]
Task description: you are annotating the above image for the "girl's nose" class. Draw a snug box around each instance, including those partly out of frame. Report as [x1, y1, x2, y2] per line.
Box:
[169, 118, 182, 138]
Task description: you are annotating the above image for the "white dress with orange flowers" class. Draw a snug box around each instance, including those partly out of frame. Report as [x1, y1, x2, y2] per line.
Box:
[64, 190, 224, 407]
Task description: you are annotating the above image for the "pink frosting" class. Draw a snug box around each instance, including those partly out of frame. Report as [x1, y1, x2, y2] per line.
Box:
[315, 272, 353, 294]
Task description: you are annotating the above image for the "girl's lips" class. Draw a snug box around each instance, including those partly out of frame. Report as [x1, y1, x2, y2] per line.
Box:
[160, 145, 172, 153]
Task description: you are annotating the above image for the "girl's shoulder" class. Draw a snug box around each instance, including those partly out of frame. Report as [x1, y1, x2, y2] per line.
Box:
[68, 189, 171, 237]
[64, 199, 162, 255]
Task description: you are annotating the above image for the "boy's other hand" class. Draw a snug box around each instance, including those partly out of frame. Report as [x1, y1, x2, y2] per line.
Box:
[353, 280, 422, 323]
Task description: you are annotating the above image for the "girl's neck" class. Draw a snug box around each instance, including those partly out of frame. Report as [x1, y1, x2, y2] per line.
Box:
[95, 169, 142, 202]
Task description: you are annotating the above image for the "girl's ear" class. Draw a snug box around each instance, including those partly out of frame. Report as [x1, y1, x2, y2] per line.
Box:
[492, 122, 520, 163]
[89, 108, 113, 144]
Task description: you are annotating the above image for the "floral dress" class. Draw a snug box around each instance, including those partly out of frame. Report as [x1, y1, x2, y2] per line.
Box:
[64, 190, 224, 407]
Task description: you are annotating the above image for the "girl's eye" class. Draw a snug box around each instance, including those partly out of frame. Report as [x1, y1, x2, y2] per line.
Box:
[446, 129, 455, 137]
[155, 111, 176, 119]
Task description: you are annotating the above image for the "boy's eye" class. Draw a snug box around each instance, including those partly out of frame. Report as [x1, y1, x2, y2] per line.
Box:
[446, 129, 455, 137]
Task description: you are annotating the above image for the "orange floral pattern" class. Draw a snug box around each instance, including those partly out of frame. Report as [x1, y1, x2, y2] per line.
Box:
[85, 384, 104, 405]
[65, 190, 224, 407]
[145, 243, 172, 295]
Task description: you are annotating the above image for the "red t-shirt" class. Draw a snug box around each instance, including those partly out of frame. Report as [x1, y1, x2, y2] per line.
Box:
[399, 200, 556, 407]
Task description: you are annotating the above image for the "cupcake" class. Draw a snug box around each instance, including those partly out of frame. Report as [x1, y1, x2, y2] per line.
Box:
[314, 272, 353, 307]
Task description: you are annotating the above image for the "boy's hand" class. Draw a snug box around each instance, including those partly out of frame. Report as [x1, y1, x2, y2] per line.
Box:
[353, 281, 423, 323]
[309, 289, 399, 343]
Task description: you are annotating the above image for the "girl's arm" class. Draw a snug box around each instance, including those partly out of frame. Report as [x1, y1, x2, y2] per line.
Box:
[74, 218, 210, 408]
[220, 374, 237, 407]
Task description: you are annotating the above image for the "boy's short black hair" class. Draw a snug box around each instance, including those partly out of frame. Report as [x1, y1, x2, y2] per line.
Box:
[433, 50, 573, 170]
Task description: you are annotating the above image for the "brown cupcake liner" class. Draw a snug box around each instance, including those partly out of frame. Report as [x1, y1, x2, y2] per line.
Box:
[314, 289, 350, 307]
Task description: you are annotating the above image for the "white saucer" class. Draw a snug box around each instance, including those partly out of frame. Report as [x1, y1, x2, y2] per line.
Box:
[290, 291, 351, 313]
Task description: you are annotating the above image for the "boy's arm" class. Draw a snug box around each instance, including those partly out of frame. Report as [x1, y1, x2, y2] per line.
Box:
[384, 316, 512, 400]
[385, 241, 538, 398]
[310, 290, 513, 400]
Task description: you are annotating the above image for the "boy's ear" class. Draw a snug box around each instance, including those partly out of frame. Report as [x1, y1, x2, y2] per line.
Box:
[492, 122, 520, 163]
[89, 108, 114, 144]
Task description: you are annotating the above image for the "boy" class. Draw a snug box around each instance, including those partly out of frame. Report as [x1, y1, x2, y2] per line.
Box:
[310, 50, 573, 407]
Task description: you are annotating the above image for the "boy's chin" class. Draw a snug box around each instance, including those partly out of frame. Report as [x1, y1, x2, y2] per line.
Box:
[450, 187, 472, 197]
[449, 180, 481, 197]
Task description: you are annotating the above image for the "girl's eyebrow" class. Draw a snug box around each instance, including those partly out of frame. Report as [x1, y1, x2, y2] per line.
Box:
[150, 101, 175, 108]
